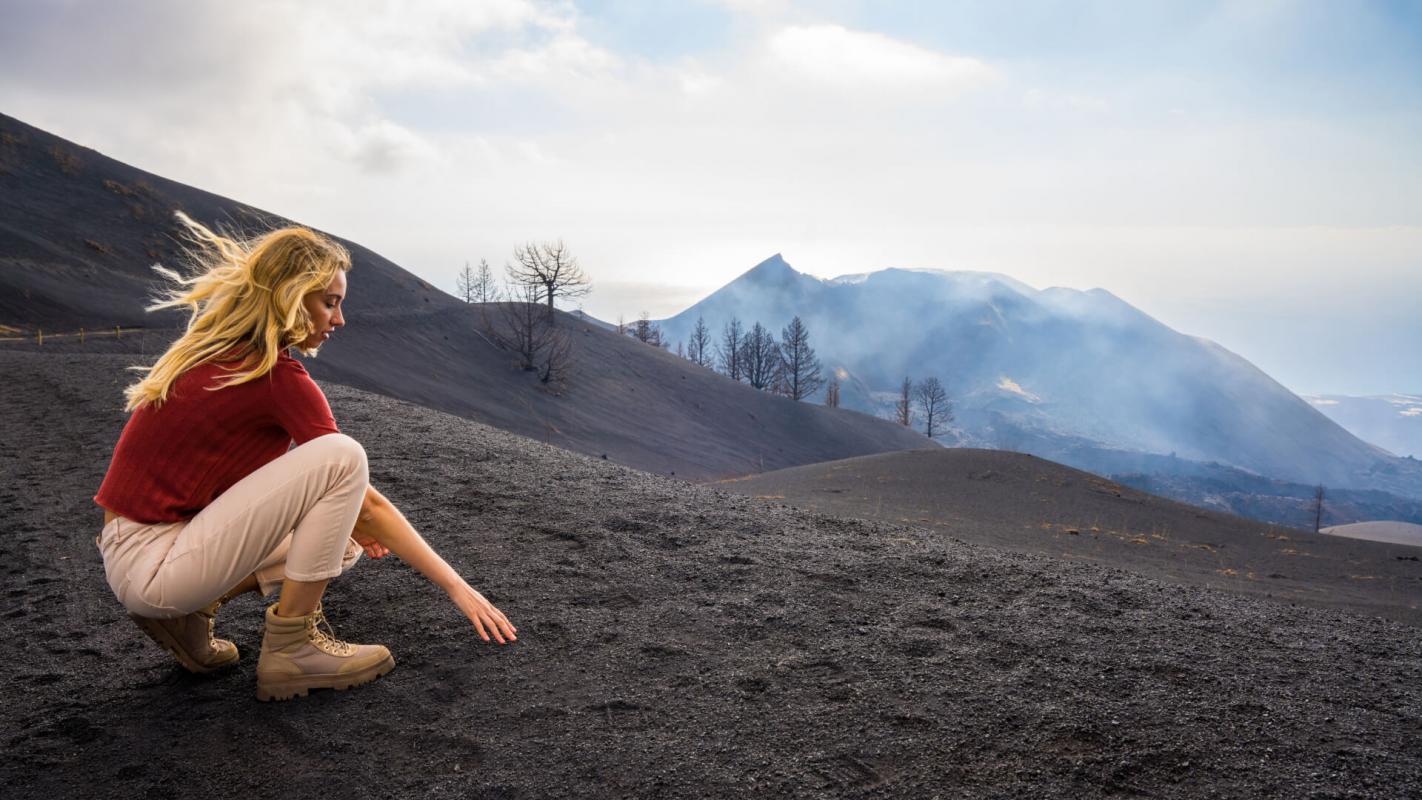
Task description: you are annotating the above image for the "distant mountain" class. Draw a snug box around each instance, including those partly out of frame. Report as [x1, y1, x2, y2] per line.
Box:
[1304, 394, 1422, 459]
[0, 113, 932, 479]
[660, 255, 1422, 499]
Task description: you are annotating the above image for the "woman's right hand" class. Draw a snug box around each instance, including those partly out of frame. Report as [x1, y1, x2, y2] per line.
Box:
[447, 579, 518, 644]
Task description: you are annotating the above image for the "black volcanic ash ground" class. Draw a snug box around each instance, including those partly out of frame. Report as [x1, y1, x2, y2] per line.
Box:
[2, 351, 1420, 799]
[721, 448, 1422, 626]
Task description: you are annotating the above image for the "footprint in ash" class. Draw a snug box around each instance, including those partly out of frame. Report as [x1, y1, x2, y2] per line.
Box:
[806, 753, 889, 791]
[773, 656, 850, 687]
[583, 699, 647, 727]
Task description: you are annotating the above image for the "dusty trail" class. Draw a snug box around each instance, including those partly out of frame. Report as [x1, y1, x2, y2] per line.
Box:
[2, 352, 1420, 798]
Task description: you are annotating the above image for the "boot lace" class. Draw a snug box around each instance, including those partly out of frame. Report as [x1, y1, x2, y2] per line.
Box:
[307, 606, 356, 657]
[196, 600, 222, 647]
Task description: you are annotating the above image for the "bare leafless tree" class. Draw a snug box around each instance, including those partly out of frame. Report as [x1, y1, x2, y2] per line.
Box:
[896, 377, 913, 426]
[456, 258, 501, 303]
[630, 311, 664, 347]
[538, 323, 572, 385]
[455, 261, 476, 303]
[778, 316, 824, 401]
[687, 316, 712, 368]
[741, 322, 781, 390]
[914, 377, 952, 437]
[824, 375, 841, 408]
[485, 282, 573, 386]
[507, 240, 590, 322]
[717, 317, 745, 381]
[473, 258, 499, 302]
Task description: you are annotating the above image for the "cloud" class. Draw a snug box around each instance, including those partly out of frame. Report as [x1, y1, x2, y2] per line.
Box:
[490, 30, 623, 85]
[4, 2, 1418, 394]
[767, 24, 996, 94]
[1023, 88, 1110, 113]
[347, 120, 439, 174]
[709, 0, 792, 14]
[0, 0, 605, 180]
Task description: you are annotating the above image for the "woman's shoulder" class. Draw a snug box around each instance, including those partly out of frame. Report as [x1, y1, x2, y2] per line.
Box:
[267, 351, 325, 399]
[187, 348, 309, 391]
[273, 349, 312, 377]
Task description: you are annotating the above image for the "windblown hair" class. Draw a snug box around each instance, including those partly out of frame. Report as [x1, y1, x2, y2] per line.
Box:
[123, 211, 351, 412]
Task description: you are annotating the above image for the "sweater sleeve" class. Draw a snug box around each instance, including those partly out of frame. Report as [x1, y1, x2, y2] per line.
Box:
[269, 357, 340, 445]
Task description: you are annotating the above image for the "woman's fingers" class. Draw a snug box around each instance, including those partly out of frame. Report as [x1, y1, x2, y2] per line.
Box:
[491, 617, 514, 642]
[491, 605, 517, 633]
[463, 600, 500, 643]
[452, 583, 518, 644]
[481, 613, 507, 644]
[353, 535, 388, 559]
[480, 611, 513, 644]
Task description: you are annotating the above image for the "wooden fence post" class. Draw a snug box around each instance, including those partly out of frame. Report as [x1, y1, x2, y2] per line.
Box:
[37, 328, 43, 346]
[115, 325, 121, 340]
[80, 327, 86, 344]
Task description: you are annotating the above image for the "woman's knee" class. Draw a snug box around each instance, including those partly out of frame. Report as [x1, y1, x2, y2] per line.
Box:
[304, 432, 368, 482]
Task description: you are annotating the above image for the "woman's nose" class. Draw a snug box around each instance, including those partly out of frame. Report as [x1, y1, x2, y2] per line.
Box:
[333, 307, 345, 327]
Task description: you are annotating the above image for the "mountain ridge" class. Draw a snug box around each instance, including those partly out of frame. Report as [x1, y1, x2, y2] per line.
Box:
[658, 254, 1422, 499]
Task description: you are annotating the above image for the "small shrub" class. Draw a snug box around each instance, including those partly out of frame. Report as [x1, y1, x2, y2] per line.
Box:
[103, 179, 135, 197]
[49, 144, 81, 176]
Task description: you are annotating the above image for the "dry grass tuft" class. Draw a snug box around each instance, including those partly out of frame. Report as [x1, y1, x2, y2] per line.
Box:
[48, 144, 81, 176]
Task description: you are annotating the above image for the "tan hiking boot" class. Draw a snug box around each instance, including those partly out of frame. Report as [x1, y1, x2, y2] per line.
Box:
[255, 602, 394, 702]
[129, 599, 240, 673]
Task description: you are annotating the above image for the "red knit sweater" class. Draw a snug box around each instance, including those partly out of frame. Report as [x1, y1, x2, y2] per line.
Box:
[94, 350, 341, 523]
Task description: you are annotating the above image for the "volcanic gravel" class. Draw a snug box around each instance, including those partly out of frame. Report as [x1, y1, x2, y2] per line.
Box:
[3, 351, 1420, 799]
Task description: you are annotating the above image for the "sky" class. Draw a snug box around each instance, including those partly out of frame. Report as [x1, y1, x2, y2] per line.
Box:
[1, 0, 1419, 395]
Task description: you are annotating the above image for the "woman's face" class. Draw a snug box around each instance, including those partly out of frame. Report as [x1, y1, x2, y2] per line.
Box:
[298, 270, 347, 350]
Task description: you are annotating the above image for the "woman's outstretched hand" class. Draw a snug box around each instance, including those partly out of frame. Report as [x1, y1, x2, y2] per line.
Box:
[447, 580, 518, 644]
[352, 486, 516, 643]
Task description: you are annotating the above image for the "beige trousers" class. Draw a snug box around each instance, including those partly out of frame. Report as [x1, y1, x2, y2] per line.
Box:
[96, 433, 369, 618]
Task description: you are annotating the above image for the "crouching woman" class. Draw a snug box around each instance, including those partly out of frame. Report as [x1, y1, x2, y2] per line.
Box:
[93, 212, 516, 701]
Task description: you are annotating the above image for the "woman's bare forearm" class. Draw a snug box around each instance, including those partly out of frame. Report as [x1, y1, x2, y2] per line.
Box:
[353, 485, 518, 644]
[353, 486, 461, 591]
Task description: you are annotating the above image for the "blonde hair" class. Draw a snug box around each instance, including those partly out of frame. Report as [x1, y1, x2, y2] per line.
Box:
[123, 211, 351, 412]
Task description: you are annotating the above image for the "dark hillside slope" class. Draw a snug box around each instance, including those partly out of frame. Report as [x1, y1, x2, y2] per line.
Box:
[721, 449, 1422, 625]
[0, 113, 929, 479]
[0, 114, 438, 331]
[3, 351, 1420, 798]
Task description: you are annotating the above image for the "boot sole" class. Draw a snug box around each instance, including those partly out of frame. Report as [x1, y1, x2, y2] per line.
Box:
[130, 614, 239, 674]
[255, 653, 396, 702]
